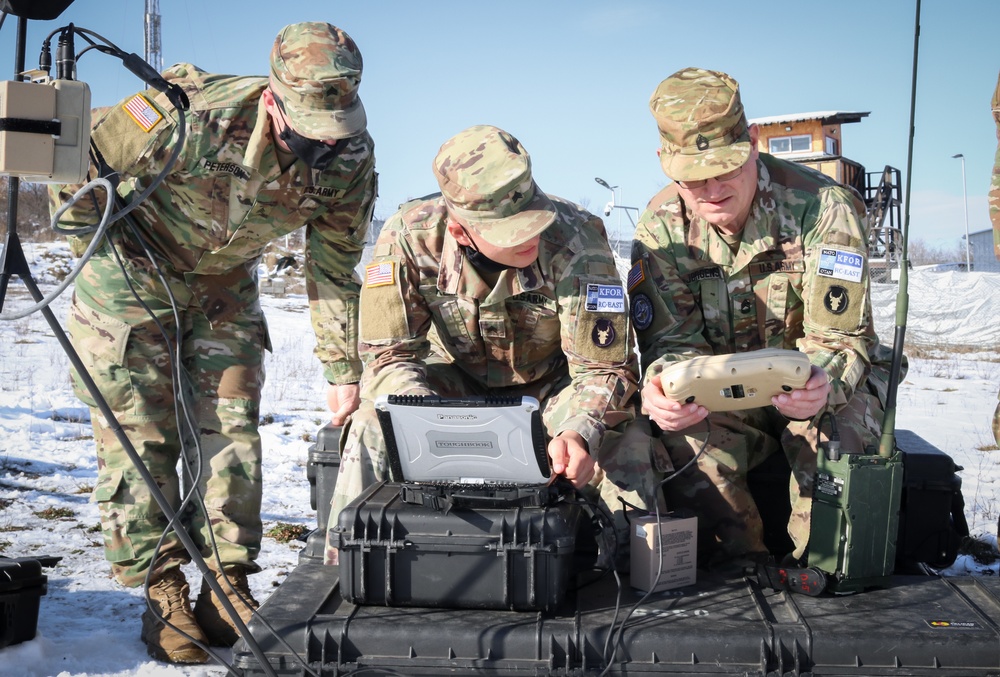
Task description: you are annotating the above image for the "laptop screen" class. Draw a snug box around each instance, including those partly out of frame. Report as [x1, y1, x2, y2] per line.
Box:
[374, 395, 550, 485]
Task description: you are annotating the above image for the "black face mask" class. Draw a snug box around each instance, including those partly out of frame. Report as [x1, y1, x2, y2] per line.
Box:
[461, 244, 511, 275]
[278, 126, 343, 170]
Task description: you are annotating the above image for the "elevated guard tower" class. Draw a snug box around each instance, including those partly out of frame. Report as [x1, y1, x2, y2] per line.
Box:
[750, 111, 903, 282]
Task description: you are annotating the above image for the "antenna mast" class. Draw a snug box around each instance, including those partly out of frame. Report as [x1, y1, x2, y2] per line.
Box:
[144, 0, 162, 73]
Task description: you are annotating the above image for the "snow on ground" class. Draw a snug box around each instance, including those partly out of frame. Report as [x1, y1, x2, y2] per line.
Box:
[0, 242, 998, 676]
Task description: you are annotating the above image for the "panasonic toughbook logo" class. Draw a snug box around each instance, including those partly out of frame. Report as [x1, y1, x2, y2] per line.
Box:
[435, 441, 494, 449]
[436, 414, 478, 420]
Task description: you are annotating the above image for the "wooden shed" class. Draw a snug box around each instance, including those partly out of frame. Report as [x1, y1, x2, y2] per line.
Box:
[749, 110, 870, 194]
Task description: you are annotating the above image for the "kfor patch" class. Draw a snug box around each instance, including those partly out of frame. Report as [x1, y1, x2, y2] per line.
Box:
[817, 248, 863, 283]
[585, 283, 625, 313]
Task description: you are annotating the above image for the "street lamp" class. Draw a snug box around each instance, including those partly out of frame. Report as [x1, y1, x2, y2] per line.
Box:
[595, 176, 622, 249]
[951, 153, 971, 271]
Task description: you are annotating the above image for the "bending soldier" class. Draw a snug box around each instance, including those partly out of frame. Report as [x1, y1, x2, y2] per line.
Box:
[51, 23, 376, 663]
[329, 124, 668, 568]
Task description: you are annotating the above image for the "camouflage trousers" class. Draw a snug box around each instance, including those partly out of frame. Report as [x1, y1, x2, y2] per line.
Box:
[993, 388, 1000, 447]
[660, 386, 884, 569]
[327, 359, 670, 566]
[68, 248, 266, 587]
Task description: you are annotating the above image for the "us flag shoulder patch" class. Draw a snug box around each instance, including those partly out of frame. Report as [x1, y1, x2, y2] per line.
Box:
[365, 261, 395, 287]
[122, 94, 163, 133]
[627, 261, 645, 290]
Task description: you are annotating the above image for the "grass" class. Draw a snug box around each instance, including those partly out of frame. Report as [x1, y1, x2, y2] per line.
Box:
[959, 535, 1000, 565]
[905, 344, 1000, 360]
[33, 507, 76, 520]
[265, 522, 308, 543]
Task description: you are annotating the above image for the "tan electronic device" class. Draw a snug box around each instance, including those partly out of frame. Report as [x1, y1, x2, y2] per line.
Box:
[659, 348, 811, 412]
[0, 77, 91, 184]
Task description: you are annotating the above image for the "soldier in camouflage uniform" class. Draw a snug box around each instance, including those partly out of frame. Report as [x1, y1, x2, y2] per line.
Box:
[629, 68, 895, 570]
[990, 70, 1000, 445]
[327, 124, 668, 567]
[50, 23, 376, 663]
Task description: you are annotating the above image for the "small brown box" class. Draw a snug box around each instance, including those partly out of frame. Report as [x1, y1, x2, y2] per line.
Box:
[630, 515, 697, 593]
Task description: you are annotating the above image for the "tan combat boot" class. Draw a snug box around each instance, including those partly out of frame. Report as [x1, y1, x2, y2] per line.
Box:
[140, 568, 210, 664]
[193, 565, 260, 647]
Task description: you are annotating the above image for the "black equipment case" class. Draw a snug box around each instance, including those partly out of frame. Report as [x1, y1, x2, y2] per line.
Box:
[232, 427, 994, 676]
[895, 429, 969, 570]
[0, 556, 53, 648]
[234, 560, 1000, 677]
[300, 423, 341, 563]
[329, 480, 581, 612]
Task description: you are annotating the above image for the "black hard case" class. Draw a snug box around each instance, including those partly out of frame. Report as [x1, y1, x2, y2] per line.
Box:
[895, 429, 968, 570]
[329, 480, 580, 612]
[235, 561, 1000, 677]
[306, 423, 342, 532]
[300, 423, 341, 563]
[0, 556, 49, 648]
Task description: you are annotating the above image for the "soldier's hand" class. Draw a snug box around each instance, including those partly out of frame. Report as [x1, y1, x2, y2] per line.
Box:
[326, 383, 360, 426]
[547, 431, 594, 489]
[643, 374, 708, 432]
[772, 365, 830, 420]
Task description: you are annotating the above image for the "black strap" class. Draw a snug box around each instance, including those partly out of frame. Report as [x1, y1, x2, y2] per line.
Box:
[0, 117, 61, 136]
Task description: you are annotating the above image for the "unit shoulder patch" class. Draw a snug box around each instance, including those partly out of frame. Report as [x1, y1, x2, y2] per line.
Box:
[591, 318, 617, 348]
[631, 292, 654, 331]
[823, 285, 850, 315]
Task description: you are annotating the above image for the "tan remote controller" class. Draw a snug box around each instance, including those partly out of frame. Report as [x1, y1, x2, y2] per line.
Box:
[659, 348, 812, 412]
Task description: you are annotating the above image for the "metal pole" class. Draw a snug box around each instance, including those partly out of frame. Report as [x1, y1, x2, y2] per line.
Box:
[616, 186, 622, 249]
[878, 0, 920, 458]
[952, 153, 971, 269]
[960, 155, 971, 270]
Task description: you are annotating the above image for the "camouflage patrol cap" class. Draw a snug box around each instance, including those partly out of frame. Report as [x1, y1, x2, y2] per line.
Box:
[270, 22, 366, 140]
[650, 67, 751, 182]
[433, 125, 557, 248]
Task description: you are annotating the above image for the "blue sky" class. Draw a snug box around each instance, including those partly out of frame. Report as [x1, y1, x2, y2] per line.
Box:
[3, 0, 997, 251]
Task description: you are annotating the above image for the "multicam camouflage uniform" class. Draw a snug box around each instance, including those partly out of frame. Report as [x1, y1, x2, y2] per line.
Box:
[630, 153, 893, 565]
[991, 71, 1000, 445]
[327, 131, 668, 563]
[53, 53, 376, 586]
